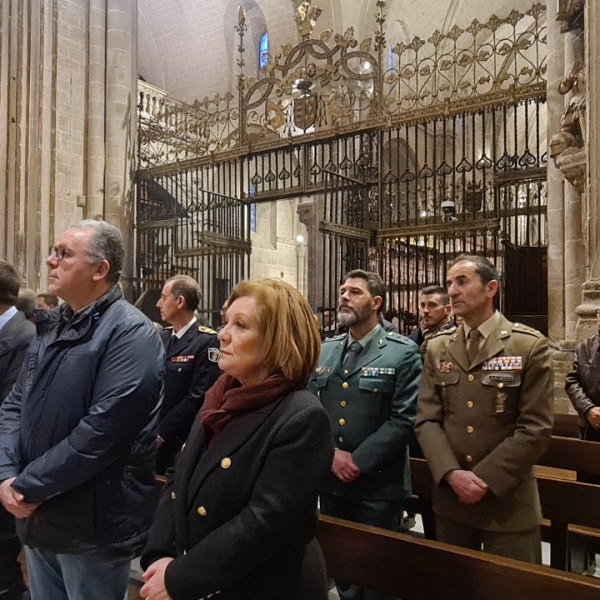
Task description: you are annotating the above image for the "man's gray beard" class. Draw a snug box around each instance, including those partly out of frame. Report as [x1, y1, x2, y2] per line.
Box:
[337, 309, 358, 327]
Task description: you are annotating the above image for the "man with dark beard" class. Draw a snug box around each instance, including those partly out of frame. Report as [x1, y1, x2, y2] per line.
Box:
[308, 270, 421, 600]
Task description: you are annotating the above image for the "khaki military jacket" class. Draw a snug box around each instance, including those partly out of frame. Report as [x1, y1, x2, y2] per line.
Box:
[415, 313, 554, 531]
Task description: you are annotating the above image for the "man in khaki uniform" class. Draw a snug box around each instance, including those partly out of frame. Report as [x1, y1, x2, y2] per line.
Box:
[415, 254, 553, 563]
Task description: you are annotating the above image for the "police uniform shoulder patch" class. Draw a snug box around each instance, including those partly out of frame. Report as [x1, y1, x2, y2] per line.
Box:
[207, 347, 220, 362]
[512, 322, 543, 337]
[198, 325, 217, 335]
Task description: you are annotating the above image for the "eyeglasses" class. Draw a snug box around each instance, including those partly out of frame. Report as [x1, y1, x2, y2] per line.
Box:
[51, 247, 71, 262]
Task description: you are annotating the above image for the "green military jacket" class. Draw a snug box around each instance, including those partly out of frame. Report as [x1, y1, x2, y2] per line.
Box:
[308, 325, 422, 500]
[416, 313, 554, 531]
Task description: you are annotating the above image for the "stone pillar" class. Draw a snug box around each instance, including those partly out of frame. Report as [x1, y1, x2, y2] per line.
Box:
[86, 0, 107, 219]
[587, 0, 600, 282]
[103, 0, 138, 297]
[297, 199, 319, 310]
[563, 29, 586, 340]
[572, 0, 600, 342]
[546, 0, 567, 343]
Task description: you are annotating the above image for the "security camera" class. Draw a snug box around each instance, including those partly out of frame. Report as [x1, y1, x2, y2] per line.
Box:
[441, 200, 457, 223]
[441, 199, 455, 215]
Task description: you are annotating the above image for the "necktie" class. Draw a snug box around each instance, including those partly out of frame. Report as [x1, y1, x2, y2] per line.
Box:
[166, 334, 177, 353]
[343, 341, 362, 374]
[467, 329, 481, 364]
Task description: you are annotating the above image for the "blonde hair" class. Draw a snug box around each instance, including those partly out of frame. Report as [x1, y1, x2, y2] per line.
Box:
[227, 279, 320, 383]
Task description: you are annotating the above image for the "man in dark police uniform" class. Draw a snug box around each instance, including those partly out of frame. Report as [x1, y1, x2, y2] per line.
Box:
[156, 275, 221, 474]
[416, 254, 553, 563]
[309, 269, 421, 600]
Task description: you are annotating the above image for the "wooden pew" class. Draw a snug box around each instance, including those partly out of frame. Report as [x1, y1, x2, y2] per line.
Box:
[317, 515, 600, 600]
[552, 413, 579, 438]
[410, 436, 600, 573]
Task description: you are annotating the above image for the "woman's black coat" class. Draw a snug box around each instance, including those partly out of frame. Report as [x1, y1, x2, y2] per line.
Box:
[142, 389, 334, 600]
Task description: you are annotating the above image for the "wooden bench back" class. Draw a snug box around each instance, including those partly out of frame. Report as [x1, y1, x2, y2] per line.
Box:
[317, 515, 600, 600]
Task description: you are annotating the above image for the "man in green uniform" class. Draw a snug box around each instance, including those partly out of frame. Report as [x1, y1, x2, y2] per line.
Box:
[309, 269, 421, 600]
[416, 255, 554, 563]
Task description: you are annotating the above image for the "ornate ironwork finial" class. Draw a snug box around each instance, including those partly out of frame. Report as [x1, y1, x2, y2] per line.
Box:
[237, 4, 246, 30]
[294, 1, 322, 40]
[374, 1, 386, 50]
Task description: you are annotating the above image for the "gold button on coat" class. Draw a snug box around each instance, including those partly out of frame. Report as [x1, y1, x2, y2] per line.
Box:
[339, 418, 346, 426]
[338, 437, 344, 443]
[197, 506, 207, 516]
[340, 400, 347, 407]
[468, 374, 475, 382]
[171, 491, 177, 500]
[467, 401, 474, 409]
[373, 388, 378, 393]
[467, 425, 474, 433]
[498, 382, 505, 389]
[466, 455, 473, 463]
[221, 457, 232, 469]
[342, 382, 349, 389]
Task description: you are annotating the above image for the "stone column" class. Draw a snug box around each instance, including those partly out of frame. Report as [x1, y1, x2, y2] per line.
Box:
[587, 0, 600, 282]
[563, 29, 586, 340]
[297, 199, 320, 310]
[103, 0, 138, 296]
[546, 0, 567, 343]
[573, 0, 600, 340]
[86, 0, 107, 219]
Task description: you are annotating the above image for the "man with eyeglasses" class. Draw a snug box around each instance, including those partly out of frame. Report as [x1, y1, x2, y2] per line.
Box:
[0, 220, 165, 600]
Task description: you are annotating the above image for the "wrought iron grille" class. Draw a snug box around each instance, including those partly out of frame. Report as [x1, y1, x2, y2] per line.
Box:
[135, 3, 548, 334]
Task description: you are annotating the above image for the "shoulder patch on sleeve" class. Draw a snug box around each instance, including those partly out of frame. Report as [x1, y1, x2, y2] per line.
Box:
[198, 325, 217, 335]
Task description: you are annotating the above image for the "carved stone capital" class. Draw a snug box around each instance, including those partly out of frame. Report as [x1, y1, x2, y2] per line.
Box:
[554, 148, 586, 194]
[574, 281, 600, 341]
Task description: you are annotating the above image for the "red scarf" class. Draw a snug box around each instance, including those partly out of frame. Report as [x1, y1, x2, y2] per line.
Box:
[201, 373, 302, 435]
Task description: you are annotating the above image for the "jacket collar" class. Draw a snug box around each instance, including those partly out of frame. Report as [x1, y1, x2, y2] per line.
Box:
[333, 327, 388, 379]
[180, 401, 281, 510]
[446, 314, 513, 371]
[55, 284, 123, 342]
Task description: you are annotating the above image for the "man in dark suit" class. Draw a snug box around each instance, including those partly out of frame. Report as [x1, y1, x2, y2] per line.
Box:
[308, 269, 421, 600]
[416, 254, 554, 563]
[0, 262, 35, 600]
[155, 275, 221, 474]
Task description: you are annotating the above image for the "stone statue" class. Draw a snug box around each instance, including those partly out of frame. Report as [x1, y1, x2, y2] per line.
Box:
[549, 61, 586, 159]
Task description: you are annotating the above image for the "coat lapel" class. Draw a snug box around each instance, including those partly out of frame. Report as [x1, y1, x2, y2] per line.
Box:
[445, 327, 470, 372]
[183, 408, 274, 511]
[446, 318, 512, 371]
[348, 335, 385, 377]
[335, 330, 387, 378]
[0, 312, 23, 357]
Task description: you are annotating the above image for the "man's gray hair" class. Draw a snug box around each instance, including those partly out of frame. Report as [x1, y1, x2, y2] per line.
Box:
[69, 220, 124, 285]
